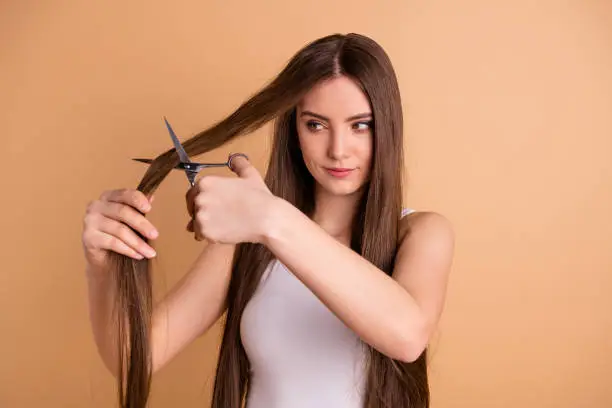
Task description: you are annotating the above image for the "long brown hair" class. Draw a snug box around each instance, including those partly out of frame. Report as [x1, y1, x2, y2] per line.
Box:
[107, 32, 428, 408]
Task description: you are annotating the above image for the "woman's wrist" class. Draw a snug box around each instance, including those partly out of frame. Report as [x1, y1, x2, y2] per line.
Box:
[260, 196, 294, 247]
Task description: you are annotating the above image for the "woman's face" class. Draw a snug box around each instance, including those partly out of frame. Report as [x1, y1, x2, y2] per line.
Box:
[296, 75, 373, 198]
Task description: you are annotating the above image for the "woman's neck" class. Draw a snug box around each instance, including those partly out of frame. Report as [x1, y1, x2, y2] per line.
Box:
[311, 187, 363, 245]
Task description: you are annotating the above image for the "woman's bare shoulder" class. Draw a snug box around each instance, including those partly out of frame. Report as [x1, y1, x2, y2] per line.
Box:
[399, 210, 454, 245]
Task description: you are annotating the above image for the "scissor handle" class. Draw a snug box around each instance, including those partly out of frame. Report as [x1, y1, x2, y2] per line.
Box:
[195, 163, 228, 169]
[227, 153, 249, 171]
[175, 162, 227, 171]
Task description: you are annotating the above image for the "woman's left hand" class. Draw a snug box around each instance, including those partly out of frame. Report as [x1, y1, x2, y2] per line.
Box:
[185, 154, 276, 244]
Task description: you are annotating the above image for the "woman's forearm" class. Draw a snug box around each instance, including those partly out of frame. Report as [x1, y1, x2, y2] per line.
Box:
[262, 198, 427, 362]
[85, 265, 121, 377]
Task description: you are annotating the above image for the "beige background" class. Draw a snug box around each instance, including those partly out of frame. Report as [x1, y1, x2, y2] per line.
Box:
[1, 1, 611, 407]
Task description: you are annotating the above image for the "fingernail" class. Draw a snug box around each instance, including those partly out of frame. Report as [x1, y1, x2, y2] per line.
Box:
[149, 229, 158, 239]
[146, 247, 157, 258]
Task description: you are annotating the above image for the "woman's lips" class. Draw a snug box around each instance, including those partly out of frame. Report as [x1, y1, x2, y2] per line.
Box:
[325, 168, 354, 178]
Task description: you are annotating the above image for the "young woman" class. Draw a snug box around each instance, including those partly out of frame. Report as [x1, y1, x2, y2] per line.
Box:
[82, 33, 454, 408]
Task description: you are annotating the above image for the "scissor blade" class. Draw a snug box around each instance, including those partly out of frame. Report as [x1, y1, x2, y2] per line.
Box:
[133, 157, 184, 170]
[133, 158, 154, 164]
[132, 158, 229, 171]
[164, 116, 191, 164]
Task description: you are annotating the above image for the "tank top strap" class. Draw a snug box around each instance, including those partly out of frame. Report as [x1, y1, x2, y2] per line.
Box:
[401, 207, 416, 218]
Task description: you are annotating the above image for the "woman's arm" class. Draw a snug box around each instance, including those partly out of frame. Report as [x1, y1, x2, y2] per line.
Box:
[149, 242, 235, 373]
[86, 242, 235, 376]
[262, 199, 454, 362]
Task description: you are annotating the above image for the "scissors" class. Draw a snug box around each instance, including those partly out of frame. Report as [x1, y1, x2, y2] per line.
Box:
[132, 116, 248, 187]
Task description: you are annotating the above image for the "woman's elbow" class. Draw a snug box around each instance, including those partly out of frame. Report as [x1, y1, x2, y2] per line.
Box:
[396, 339, 427, 363]
[393, 323, 429, 363]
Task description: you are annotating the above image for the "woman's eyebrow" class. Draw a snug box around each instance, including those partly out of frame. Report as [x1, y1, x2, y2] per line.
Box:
[300, 110, 372, 122]
[346, 112, 372, 121]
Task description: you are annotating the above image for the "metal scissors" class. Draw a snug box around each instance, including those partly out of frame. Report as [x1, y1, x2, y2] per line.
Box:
[132, 116, 248, 187]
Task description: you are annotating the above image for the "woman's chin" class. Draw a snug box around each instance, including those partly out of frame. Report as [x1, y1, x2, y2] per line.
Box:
[317, 179, 366, 198]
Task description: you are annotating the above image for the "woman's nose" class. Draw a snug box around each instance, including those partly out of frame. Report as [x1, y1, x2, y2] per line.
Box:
[328, 130, 349, 160]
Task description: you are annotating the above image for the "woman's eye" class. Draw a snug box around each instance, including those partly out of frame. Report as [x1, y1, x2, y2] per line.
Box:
[306, 121, 324, 131]
[353, 121, 372, 131]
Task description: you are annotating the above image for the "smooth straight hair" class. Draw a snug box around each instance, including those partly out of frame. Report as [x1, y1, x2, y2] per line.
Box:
[107, 32, 429, 408]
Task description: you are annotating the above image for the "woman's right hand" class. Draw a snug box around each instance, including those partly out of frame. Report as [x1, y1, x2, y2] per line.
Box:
[82, 188, 159, 271]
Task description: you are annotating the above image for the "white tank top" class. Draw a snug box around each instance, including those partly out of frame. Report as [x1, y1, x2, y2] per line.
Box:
[240, 208, 415, 408]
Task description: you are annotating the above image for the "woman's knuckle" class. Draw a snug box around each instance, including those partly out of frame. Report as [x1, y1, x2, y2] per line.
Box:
[193, 196, 204, 211]
[197, 177, 207, 189]
[85, 210, 102, 228]
[81, 229, 94, 245]
[195, 210, 206, 222]
[86, 200, 100, 214]
[82, 214, 93, 230]
[106, 235, 119, 249]
[116, 204, 130, 220]
[118, 223, 134, 240]
[198, 176, 216, 189]
[136, 217, 148, 232]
